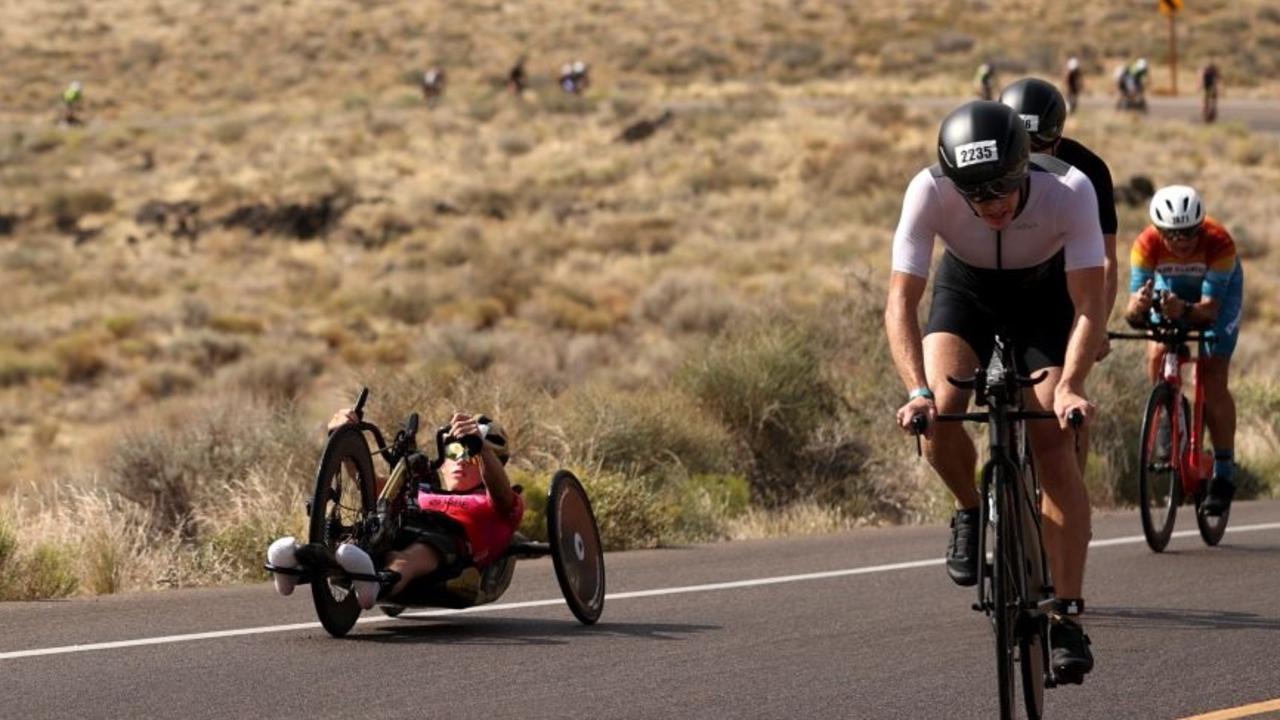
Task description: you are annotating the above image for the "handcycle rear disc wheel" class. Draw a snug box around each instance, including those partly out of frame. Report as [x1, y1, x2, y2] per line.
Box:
[308, 425, 377, 638]
[1193, 403, 1230, 546]
[1138, 383, 1183, 552]
[547, 470, 605, 625]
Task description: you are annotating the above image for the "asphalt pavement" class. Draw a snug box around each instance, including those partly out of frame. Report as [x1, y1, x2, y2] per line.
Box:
[3, 501, 1279, 719]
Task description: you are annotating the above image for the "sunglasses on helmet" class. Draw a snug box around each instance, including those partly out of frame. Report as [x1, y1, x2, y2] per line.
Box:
[956, 173, 1025, 203]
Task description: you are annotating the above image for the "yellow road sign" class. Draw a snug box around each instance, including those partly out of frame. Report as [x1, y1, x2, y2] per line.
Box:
[1159, 0, 1182, 16]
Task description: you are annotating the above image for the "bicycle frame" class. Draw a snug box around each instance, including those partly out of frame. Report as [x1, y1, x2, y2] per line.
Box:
[1110, 328, 1215, 496]
[916, 334, 1077, 716]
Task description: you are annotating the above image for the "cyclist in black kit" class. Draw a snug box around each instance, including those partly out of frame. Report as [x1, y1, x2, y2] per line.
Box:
[1001, 77, 1118, 472]
[885, 101, 1105, 683]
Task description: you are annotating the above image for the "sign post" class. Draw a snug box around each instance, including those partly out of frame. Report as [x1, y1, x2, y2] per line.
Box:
[1159, 0, 1182, 95]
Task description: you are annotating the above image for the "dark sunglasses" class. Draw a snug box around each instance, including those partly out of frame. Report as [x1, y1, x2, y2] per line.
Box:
[1160, 226, 1200, 242]
[956, 174, 1024, 203]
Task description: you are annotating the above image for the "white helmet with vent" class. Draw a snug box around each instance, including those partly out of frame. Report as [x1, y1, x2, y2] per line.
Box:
[1149, 185, 1205, 230]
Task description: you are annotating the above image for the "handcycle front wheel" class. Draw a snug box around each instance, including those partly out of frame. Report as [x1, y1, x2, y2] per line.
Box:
[308, 425, 377, 638]
[1138, 383, 1184, 553]
[547, 470, 605, 625]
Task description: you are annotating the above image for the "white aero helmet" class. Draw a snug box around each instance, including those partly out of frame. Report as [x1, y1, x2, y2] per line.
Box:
[1136, 57, 1149, 72]
[1149, 185, 1205, 231]
[1067, 57, 1080, 71]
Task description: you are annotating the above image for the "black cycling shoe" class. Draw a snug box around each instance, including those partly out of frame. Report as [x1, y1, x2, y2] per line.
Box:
[1201, 476, 1236, 517]
[946, 508, 981, 587]
[1049, 616, 1094, 685]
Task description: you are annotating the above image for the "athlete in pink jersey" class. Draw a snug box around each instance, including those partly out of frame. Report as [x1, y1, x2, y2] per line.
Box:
[269, 410, 522, 610]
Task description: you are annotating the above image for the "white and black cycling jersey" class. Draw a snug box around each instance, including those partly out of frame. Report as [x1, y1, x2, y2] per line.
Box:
[891, 155, 1106, 278]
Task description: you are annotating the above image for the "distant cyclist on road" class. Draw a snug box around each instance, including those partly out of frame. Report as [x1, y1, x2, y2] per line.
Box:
[1124, 57, 1150, 111]
[1201, 60, 1220, 122]
[421, 67, 446, 106]
[886, 101, 1105, 684]
[560, 60, 590, 94]
[1124, 185, 1243, 516]
[61, 80, 84, 125]
[974, 63, 996, 100]
[508, 56, 528, 96]
[1001, 77, 1119, 471]
[1063, 57, 1083, 113]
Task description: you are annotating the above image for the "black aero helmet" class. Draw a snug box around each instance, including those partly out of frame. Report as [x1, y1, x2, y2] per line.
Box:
[998, 78, 1067, 150]
[937, 101, 1030, 201]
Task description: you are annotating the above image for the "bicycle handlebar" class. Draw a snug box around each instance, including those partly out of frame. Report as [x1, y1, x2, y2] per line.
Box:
[353, 387, 369, 420]
[946, 369, 1047, 390]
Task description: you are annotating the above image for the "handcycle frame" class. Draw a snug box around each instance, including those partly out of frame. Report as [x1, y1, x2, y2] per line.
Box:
[913, 335, 1081, 720]
[266, 388, 606, 637]
[1109, 303, 1227, 551]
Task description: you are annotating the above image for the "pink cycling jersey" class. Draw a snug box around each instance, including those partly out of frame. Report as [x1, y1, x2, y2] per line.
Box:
[417, 489, 525, 566]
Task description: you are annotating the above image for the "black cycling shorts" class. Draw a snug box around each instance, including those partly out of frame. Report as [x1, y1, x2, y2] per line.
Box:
[924, 251, 1075, 374]
[394, 509, 472, 579]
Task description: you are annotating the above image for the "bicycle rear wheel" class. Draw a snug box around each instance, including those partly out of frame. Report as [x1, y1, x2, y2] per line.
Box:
[308, 425, 377, 638]
[1193, 403, 1230, 546]
[1138, 383, 1183, 552]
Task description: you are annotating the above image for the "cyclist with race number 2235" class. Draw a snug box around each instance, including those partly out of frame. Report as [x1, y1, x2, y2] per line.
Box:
[884, 101, 1107, 684]
[1125, 184, 1244, 517]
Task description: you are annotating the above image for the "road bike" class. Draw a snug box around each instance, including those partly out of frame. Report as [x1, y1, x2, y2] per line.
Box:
[1109, 311, 1228, 552]
[912, 335, 1083, 720]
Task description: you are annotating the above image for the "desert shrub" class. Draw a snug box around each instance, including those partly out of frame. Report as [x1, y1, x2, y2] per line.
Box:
[686, 160, 776, 195]
[632, 270, 741, 334]
[580, 470, 673, 550]
[555, 385, 737, 483]
[169, 330, 246, 372]
[105, 314, 140, 339]
[680, 312, 842, 505]
[136, 363, 199, 399]
[52, 331, 109, 383]
[212, 120, 248, 145]
[209, 314, 265, 335]
[0, 348, 58, 387]
[10, 542, 80, 600]
[0, 512, 16, 584]
[227, 353, 324, 408]
[199, 469, 308, 582]
[45, 188, 115, 228]
[105, 394, 315, 536]
[668, 473, 752, 542]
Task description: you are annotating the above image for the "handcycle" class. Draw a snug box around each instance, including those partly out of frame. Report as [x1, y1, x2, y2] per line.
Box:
[911, 335, 1084, 720]
[1108, 298, 1228, 552]
[266, 388, 606, 638]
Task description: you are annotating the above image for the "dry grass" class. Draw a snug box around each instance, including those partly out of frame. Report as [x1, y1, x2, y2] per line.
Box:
[0, 0, 1278, 597]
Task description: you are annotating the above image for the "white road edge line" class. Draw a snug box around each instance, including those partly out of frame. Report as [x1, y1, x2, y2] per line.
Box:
[3, 520, 1278, 662]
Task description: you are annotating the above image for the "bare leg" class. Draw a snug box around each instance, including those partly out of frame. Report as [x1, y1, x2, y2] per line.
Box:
[1199, 357, 1236, 453]
[922, 333, 981, 509]
[1026, 368, 1091, 600]
[383, 543, 442, 597]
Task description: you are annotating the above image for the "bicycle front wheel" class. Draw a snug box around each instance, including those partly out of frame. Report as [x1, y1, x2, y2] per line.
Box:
[1138, 383, 1183, 552]
[308, 425, 377, 638]
[990, 466, 1019, 720]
